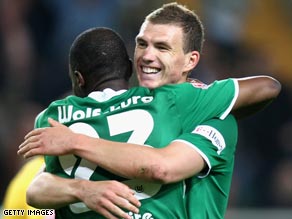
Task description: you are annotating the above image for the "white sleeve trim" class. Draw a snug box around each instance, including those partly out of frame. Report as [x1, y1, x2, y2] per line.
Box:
[172, 139, 211, 178]
[34, 109, 46, 128]
[219, 79, 239, 120]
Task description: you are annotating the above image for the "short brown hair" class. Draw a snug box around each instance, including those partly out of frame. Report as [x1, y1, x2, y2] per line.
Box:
[145, 2, 204, 53]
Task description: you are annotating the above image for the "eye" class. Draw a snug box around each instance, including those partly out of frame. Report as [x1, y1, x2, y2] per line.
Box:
[156, 43, 170, 51]
[136, 39, 147, 48]
[157, 45, 168, 51]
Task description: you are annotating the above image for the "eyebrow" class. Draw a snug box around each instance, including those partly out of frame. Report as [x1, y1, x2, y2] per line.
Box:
[136, 37, 145, 42]
[136, 36, 172, 49]
[155, 41, 171, 49]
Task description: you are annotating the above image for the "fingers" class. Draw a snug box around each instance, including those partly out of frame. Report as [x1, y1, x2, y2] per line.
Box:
[19, 134, 39, 149]
[19, 127, 49, 158]
[111, 194, 140, 214]
[24, 128, 43, 140]
[112, 182, 141, 209]
[125, 191, 141, 211]
[18, 148, 40, 159]
[95, 207, 121, 219]
[85, 181, 140, 219]
[97, 199, 133, 219]
[48, 118, 63, 127]
[18, 133, 44, 158]
[108, 185, 140, 217]
[24, 118, 63, 141]
[95, 194, 139, 219]
[17, 139, 42, 158]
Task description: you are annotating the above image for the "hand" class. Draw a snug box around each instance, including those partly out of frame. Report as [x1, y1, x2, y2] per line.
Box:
[18, 118, 75, 158]
[78, 180, 141, 219]
[27, 172, 141, 219]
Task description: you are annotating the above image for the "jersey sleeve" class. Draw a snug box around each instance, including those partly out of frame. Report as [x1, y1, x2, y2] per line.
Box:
[34, 99, 63, 128]
[173, 79, 239, 132]
[172, 115, 238, 178]
[34, 109, 47, 128]
[192, 78, 239, 120]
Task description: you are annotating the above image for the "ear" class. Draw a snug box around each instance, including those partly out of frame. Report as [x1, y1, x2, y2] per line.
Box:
[74, 71, 85, 87]
[184, 51, 200, 72]
[127, 59, 133, 80]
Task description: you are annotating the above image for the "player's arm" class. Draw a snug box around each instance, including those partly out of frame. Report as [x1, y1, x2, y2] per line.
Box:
[18, 117, 231, 184]
[176, 114, 238, 177]
[233, 75, 281, 118]
[26, 171, 140, 219]
[27, 171, 81, 209]
[188, 76, 281, 119]
[71, 116, 237, 183]
[23, 117, 236, 217]
[18, 120, 203, 183]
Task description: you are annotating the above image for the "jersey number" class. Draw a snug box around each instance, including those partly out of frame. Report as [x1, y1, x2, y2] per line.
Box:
[58, 110, 160, 213]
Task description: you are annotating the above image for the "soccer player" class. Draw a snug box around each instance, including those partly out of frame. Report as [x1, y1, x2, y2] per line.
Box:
[18, 3, 281, 219]
[20, 26, 242, 219]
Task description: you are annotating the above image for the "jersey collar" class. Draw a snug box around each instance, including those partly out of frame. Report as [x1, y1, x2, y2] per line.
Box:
[88, 88, 127, 102]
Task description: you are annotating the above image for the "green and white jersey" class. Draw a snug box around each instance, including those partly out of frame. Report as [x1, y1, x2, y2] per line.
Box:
[35, 79, 238, 219]
[174, 115, 238, 219]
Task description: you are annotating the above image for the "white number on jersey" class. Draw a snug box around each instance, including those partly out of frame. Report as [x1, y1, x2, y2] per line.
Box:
[58, 109, 161, 214]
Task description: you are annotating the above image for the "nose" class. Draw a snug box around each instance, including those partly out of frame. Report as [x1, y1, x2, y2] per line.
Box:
[141, 46, 156, 63]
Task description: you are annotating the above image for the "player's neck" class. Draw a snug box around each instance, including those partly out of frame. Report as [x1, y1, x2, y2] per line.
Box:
[95, 79, 129, 91]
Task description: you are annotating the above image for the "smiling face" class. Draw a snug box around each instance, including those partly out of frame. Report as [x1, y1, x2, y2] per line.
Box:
[134, 21, 199, 89]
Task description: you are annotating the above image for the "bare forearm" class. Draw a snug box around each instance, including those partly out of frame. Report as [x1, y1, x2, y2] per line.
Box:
[27, 172, 81, 209]
[18, 120, 204, 185]
[74, 135, 166, 181]
[73, 136, 203, 183]
[233, 76, 281, 117]
[27, 172, 141, 218]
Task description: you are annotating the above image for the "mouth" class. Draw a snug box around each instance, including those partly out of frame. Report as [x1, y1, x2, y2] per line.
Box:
[141, 66, 161, 74]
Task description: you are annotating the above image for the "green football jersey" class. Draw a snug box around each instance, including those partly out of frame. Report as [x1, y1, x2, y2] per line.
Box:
[175, 115, 238, 219]
[35, 79, 238, 219]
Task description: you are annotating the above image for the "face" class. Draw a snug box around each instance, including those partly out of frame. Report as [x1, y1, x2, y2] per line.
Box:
[134, 21, 199, 89]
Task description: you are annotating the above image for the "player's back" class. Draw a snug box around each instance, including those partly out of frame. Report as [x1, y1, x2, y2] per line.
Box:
[36, 80, 237, 219]
[38, 86, 189, 219]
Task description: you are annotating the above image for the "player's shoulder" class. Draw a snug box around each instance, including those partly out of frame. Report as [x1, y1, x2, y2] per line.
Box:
[184, 78, 236, 90]
[35, 96, 76, 125]
[157, 82, 205, 92]
[126, 86, 151, 95]
[40, 96, 72, 113]
[150, 83, 208, 103]
[45, 95, 89, 112]
[208, 78, 237, 88]
[50, 95, 79, 106]
[187, 78, 210, 89]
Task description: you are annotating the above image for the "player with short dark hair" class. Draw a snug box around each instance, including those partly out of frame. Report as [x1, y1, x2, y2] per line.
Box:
[26, 26, 241, 219]
[18, 3, 281, 219]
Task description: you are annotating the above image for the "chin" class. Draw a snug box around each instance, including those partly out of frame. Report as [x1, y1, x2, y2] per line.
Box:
[139, 81, 157, 89]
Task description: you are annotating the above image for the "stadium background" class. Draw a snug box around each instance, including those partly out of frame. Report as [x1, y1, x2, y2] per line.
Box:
[0, 0, 291, 218]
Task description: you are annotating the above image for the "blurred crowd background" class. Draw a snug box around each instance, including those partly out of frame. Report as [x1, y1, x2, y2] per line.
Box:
[0, 0, 291, 210]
